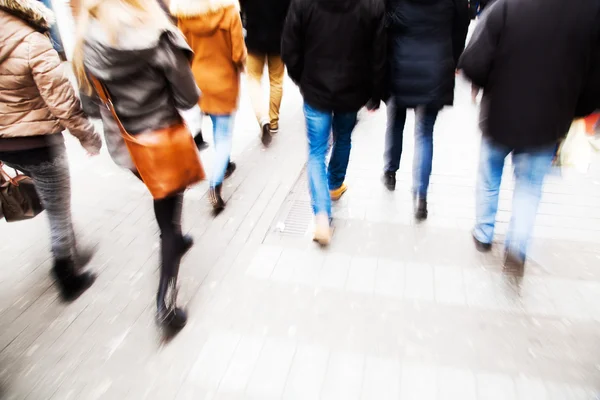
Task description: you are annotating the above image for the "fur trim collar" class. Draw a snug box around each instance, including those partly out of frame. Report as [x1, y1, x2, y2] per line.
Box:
[0, 0, 54, 30]
[170, 0, 239, 17]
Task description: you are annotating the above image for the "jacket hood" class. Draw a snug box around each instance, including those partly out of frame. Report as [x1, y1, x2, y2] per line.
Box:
[0, 0, 54, 31]
[83, 23, 190, 81]
[317, 0, 359, 13]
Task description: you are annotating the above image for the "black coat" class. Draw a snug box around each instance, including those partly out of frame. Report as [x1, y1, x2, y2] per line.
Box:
[282, 0, 386, 112]
[240, 0, 291, 55]
[459, 0, 600, 149]
[386, 0, 470, 108]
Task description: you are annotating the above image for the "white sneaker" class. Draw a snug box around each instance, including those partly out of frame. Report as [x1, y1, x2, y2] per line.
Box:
[312, 213, 331, 246]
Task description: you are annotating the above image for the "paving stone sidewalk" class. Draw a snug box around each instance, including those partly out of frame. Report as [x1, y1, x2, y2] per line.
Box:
[1, 77, 600, 400]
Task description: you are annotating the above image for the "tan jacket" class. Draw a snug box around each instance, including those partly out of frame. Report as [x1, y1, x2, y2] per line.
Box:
[171, 0, 246, 115]
[0, 0, 98, 148]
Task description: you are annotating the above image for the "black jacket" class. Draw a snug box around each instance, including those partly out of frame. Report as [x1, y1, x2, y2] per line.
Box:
[386, 0, 469, 108]
[282, 0, 386, 112]
[459, 0, 600, 149]
[241, 0, 291, 55]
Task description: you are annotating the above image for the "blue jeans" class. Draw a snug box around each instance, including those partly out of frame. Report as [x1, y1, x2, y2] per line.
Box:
[304, 103, 357, 217]
[384, 100, 439, 197]
[208, 114, 234, 187]
[474, 137, 556, 259]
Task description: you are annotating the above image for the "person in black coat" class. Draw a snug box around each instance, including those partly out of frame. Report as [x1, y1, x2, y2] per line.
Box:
[241, 0, 291, 145]
[282, 0, 386, 245]
[459, 0, 600, 271]
[383, 0, 469, 221]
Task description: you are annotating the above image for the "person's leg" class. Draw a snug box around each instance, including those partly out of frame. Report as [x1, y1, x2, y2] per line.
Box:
[20, 145, 94, 300]
[304, 103, 333, 243]
[412, 105, 439, 198]
[473, 137, 511, 247]
[383, 97, 407, 190]
[209, 114, 235, 209]
[267, 55, 285, 134]
[506, 144, 555, 262]
[328, 111, 358, 197]
[246, 53, 268, 128]
[153, 192, 187, 328]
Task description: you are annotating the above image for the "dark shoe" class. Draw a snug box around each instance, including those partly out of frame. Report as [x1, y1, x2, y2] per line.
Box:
[208, 184, 225, 211]
[157, 306, 188, 331]
[224, 161, 237, 180]
[382, 172, 396, 191]
[194, 131, 209, 151]
[261, 123, 272, 147]
[179, 234, 194, 257]
[270, 125, 279, 135]
[472, 234, 492, 252]
[52, 258, 96, 302]
[414, 195, 428, 221]
[504, 251, 525, 276]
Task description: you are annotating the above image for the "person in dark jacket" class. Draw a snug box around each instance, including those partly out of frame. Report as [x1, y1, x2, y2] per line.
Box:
[459, 0, 600, 273]
[282, 0, 386, 245]
[241, 0, 291, 146]
[383, 0, 469, 222]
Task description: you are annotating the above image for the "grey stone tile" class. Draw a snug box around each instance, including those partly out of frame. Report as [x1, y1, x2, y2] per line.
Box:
[438, 367, 477, 400]
[321, 351, 365, 400]
[374, 258, 405, 298]
[245, 245, 282, 279]
[246, 337, 296, 398]
[283, 343, 330, 400]
[318, 253, 351, 290]
[188, 331, 241, 390]
[515, 376, 548, 399]
[433, 265, 466, 306]
[476, 372, 517, 400]
[346, 256, 378, 294]
[400, 364, 438, 400]
[218, 335, 264, 394]
[360, 356, 401, 400]
[404, 263, 435, 302]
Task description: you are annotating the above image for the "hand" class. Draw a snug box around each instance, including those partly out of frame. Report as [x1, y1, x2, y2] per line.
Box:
[80, 136, 102, 156]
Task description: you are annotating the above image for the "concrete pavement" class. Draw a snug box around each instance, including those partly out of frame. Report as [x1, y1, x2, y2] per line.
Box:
[1, 76, 600, 399]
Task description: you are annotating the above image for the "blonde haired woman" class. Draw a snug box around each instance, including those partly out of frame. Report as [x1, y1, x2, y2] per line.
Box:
[72, 0, 200, 331]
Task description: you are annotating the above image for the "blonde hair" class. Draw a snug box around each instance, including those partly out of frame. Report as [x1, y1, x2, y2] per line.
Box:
[72, 0, 172, 94]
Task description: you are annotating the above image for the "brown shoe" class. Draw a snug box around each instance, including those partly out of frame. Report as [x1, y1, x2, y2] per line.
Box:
[312, 213, 332, 246]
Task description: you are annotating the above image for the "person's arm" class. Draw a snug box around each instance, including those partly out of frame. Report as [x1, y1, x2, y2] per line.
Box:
[452, 0, 470, 66]
[28, 33, 101, 153]
[281, 0, 304, 85]
[230, 8, 247, 69]
[157, 32, 200, 110]
[458, 0, 505, 88]
[368, 0, 387, 110]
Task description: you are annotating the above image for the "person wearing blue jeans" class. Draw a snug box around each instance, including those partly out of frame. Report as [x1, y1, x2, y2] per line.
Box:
[473, 137, 555, 267]
[305, 103, 357, 223]
[207, 114, 235, 211]
[384, 100, 440, 220]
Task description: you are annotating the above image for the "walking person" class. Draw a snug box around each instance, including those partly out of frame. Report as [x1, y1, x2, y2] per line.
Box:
[459, 0, 600, 273]
[382, 0, 470, 221]
[240, 0, 291, 146]
[171, 0, 246, 212]
[73, 0, 200, 329]
[0, 0, 102, 300]
[282, 0, 386, 245]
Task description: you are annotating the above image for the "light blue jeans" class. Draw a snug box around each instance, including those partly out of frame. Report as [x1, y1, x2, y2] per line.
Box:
[304, 103, 357, 218]
[474, 137, 556, 259]
[208, 114, 234, 187]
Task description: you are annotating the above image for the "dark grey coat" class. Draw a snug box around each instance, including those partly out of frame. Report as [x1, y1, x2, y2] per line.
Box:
[82, 24, 199, 168]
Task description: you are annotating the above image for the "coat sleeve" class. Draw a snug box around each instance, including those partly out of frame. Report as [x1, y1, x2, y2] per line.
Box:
[156, 34, 200, 110]
[28, 33, 99, 146]
[370, 0, 387, 104]
[458, 0, 505, 88]
[452, 0, 470, 67]
[281, 0, 304, 85]
[230, 9, 247, 67]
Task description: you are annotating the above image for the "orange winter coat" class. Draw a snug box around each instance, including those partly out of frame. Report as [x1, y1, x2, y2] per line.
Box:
[0, 2, 96, 145]
[171, 0, 246, 115]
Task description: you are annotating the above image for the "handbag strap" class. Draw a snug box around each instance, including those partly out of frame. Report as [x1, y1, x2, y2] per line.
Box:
[88, 75, 129, 137]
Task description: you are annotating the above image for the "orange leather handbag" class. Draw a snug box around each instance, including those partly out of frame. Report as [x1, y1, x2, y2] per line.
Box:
[90, 76, 205, 199]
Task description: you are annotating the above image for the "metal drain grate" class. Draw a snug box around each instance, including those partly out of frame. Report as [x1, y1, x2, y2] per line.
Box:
[268, 166, 313, 239]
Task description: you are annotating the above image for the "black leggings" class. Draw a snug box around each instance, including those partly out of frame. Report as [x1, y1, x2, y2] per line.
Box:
[132, 171, 184, 310]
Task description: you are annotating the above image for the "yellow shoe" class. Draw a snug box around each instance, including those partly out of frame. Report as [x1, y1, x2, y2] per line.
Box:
[330, 183, 347, 201]
[312, 213, 332, 246]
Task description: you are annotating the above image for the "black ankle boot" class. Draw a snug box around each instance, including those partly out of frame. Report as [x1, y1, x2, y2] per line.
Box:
[209, 184, 225, 212]
[414, 195, 428, 221]
[194, 130, 209, 151]
[179, 234, 194, 257]
[156, 279, 187, 331]
[52, 258, 96, 302]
